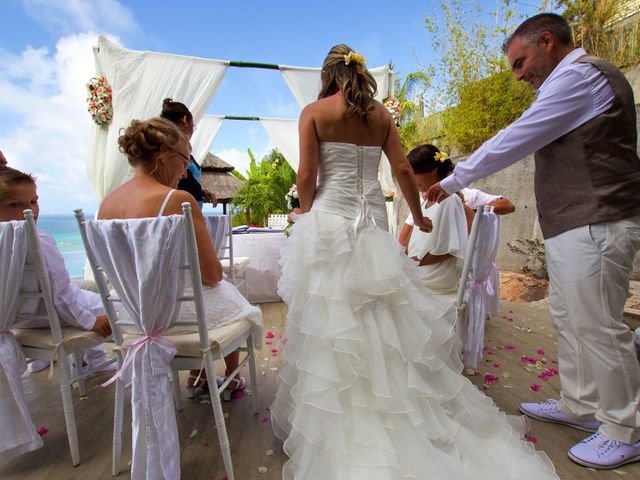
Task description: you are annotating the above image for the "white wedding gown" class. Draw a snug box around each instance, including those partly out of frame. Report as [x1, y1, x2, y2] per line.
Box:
[271, 142, 558, 480]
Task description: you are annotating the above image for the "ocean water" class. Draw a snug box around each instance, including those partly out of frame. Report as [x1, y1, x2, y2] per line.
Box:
[37, 204, 225, 279]
[38, 214, 89, 279]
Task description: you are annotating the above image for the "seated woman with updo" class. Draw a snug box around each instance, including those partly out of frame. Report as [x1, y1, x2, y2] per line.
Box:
[99, 117, 263, 399]
[398, 144, 469, 295]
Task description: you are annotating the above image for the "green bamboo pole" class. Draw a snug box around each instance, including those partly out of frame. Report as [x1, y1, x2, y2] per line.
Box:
[224, 115, 261, 121]
[229, 61, 280, 70]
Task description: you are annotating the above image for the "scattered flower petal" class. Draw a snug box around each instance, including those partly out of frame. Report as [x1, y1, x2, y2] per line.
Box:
[527, 435, 538, 444]
[530, 383, 542, 392]
[37, 426, 48, 436]
[231, 389, 246, 400]
[266, 449, 274, 456]
[265, 331, 275, 339]
[484, 374, 499, 385]
[257, 466, 268, 474]
[189, 429, 198, 438]
[492, 363, 500, 369]
[262, 416, 269, 424]
[503, 344, 515, 350]
[536, 348, 545, 355]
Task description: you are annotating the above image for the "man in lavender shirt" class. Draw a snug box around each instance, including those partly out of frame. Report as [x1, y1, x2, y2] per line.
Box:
[428, 13, 640, 470]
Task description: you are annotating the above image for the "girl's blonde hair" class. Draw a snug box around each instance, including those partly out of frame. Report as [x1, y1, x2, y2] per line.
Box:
[118, 117, 184, 168]
[318, 44, 377, 120]
[0, 166, 36, 200]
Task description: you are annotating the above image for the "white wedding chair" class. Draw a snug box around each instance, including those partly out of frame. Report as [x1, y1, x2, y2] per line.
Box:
[454, 205, 501, 369]
[3, 210, 114, 466]
[216, 212, 249, 297]
[204, 214, 229, 253]
[75, 204, 258, 480]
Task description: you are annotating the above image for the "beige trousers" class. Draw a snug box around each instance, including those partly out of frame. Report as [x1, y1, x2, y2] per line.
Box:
[545, 215, 640, 443]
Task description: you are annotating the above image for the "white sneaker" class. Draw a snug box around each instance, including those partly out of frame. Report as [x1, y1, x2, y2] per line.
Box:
[569, 431, 640, 469]
[27, 359, 50, 373]
[519, 399, 600, 432]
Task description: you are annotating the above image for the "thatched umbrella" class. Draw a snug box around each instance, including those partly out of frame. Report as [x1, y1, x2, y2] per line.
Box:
[199, 152, 243, 214]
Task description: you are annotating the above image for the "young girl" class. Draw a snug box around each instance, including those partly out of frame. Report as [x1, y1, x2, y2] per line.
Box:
[398, 144, 470, 294]
[0, 166, 113, 373]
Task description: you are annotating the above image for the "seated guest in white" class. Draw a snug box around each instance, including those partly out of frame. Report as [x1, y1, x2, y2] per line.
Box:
[399, 145, 468, 294]
[462, 187, 516, 214]
[0, 166, 113, 373]
[98, 117, 263, 399]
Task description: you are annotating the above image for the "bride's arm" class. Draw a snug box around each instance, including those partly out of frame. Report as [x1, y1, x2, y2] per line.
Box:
[297, 105, 319, 213]
[382, 116, 432, 232]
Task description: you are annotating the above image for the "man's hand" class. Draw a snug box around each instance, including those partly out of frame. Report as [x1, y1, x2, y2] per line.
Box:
[203, 190, 217, 206]
[91, 315, 112, 337]
[414, 216, 433, 233]
[426, 181, 450, 204]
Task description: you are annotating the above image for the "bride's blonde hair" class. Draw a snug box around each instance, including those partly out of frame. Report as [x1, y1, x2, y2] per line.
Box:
[318, 44, 377, 120]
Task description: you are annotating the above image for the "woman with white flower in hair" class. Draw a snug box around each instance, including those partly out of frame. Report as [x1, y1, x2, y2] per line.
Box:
[270, 44, 558, 479]
[398, 144, 470, 295]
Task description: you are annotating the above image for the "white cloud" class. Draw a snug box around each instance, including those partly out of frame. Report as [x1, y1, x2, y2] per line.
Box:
[23, 0, 137, 36]
[0, 33, 120, 214]
[216, 141, 274, 179]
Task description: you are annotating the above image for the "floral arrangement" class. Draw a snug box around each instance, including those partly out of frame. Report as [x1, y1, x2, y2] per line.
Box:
[285, 184, 300, 210]
[434, 151, 448, 161]
[344, 51, 367, 66]
[86, 76, 113, 126]
[384, 191, 396, 203]
[383, 96, 401, 127]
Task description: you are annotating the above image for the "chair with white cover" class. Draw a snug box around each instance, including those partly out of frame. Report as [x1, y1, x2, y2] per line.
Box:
[455, 205, 500, 369]
[204, 214, 230, 254]
[75, 203, 259, 480]
[217, 213, 249, 297]
[2, 210, 112, 466]
[0, 218, 43, 463]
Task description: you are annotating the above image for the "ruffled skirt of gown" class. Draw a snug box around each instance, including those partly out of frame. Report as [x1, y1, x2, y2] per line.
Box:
[271, 210, 558, 480]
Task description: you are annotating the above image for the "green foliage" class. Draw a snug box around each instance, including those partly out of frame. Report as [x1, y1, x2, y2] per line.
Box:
[546, 0, 640, 68]
[230, 148, 296, 226]
[412, 0, 534, 153]
[445, 70, 534, 152]
[507, 238, 548, 280]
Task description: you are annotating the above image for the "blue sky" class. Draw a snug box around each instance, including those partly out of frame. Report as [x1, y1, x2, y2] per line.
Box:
[0, 0, 542, 214]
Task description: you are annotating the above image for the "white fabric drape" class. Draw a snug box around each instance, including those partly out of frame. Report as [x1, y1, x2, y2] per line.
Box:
[0, 221, 43, 461]
[191, 115, 225, 165]
[279, 65, 392, 106]
[463, 210, 500, 369]
[259, 118, 300, 171]
[88, 36, 229, 201]
[86, 216, 186, 480]
[204, 214, 230, 253]
[278, 64, 396, 229]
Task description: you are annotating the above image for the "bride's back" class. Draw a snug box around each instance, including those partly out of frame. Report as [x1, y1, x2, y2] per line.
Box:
[313, 93, 390, 147]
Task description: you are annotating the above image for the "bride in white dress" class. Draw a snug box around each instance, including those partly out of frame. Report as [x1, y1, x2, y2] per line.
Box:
[271, 44, 558, 479]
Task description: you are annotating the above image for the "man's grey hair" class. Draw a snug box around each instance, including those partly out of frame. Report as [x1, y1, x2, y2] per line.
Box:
[502, 13, 574, 54]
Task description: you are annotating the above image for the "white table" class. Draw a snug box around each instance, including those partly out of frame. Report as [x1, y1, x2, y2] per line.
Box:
[232, 232, 285, 303]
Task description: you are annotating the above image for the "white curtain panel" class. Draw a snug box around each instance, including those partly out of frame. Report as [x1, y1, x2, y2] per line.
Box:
[0, 221, 43, 462]
[86, 216, 186, 480]
[259, 118, 300, 171]
[191, 115, 225, 165]
[88, 36, 229, 201]
[278, 64, 396, 229]
[462, 211, 501, 369]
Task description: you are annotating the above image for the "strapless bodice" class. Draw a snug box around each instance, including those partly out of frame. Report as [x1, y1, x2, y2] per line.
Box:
[312, 142, 388, 229]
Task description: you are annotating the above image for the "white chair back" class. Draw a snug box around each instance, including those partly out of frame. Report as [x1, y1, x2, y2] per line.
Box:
[205, 214, 230, 253]
[0, 216, 43, 461]
[455, 206, 500, 369]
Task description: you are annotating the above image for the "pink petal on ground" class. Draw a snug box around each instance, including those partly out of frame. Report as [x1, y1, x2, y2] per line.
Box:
[509, 310, 513, 313]
[262, 416, 270, 424]
[484, 374, 499, 384]
[551, 359, 558, 364]
[265, 340, 273, 345]
[492, 363, 500, 368]
[530, 383, 542, 392]
[536, 348, 545, 355]
[527, 435, 538, 444]
[265, 331, 275, 339]
[279, 338, 288, 344]
[271, 348, 278, 354]
[37, 426, 48, 436]
[231, 389, 246, 400]
[503, 344, 515, 350]
[487, 351, 495, 355]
